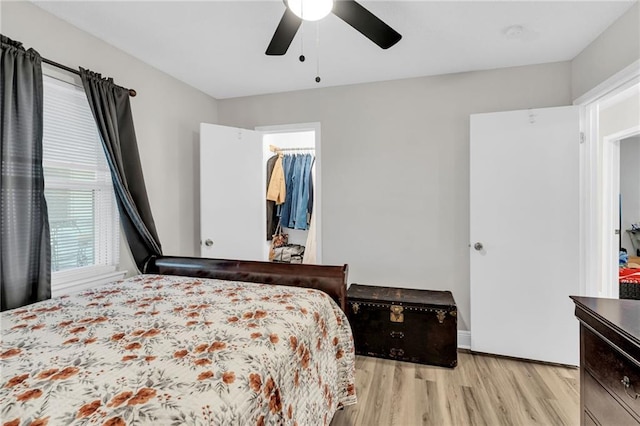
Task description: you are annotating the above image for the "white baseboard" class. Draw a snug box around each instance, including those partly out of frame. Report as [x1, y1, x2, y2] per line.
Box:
[458, 330, 471, 350]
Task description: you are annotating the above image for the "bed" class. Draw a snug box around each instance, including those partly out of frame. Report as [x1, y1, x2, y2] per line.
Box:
[619, 266, 640, 300]
[0, 256, 356, 425]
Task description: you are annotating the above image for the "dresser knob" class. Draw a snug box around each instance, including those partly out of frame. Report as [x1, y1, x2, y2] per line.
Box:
[621, 376, 639, 399]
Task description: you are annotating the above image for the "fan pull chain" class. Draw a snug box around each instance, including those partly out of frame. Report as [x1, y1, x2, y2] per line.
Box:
[299, 21, 305, 62]
[315, 22, 321, 83]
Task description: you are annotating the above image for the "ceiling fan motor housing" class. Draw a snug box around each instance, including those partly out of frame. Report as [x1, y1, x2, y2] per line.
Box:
[285, 0, 334, 21]
[266, 0, 402, 56]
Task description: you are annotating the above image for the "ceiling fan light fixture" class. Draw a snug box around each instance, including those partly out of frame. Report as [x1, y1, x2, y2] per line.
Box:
[286, 0, 334, 21]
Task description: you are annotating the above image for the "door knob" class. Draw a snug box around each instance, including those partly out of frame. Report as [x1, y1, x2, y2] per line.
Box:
[204, 239, 213, 247]
[474, 242, 483, 251]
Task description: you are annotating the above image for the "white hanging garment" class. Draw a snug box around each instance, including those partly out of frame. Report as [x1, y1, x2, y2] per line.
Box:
[303, 161, 317, 264]
[303, 211, 316, 264]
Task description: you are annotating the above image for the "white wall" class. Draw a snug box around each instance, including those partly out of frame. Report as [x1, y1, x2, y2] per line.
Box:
[5, 0, 635, 332]
[218, 62, 573, 330]
[571, 2, 640, 100]
[600, 91, 640, 138]
[620, 137, 640, 255]
[1, 1, 219, 275]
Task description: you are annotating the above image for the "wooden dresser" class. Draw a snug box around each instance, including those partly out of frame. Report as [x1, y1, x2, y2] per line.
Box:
[571, 296, 640, 425]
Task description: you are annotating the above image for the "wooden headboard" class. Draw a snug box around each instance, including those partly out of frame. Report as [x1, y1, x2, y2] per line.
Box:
[142, 256, 349, 312]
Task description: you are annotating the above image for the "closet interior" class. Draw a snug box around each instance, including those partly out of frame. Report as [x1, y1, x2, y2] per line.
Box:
[263, 131, 317, 264]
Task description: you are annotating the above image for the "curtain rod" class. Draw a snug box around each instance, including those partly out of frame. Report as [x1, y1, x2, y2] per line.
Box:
[42, 57, 137, 97]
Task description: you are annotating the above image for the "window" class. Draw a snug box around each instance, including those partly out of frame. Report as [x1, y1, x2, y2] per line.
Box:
[42, 75, 120, 287]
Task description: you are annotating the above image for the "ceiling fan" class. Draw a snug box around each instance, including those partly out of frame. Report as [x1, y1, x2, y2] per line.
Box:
[266, 0, 402, 56]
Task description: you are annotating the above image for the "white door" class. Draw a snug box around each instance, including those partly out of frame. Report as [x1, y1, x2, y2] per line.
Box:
[200, 123, 265, 261]
[470, 106, 580, 366]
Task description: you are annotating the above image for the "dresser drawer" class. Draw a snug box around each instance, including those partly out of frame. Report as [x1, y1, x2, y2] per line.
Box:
[584, 371, 638, 425]
[583, 327, 640, 418]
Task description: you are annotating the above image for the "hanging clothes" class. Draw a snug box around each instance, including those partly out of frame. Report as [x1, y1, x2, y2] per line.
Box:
[266, 154, 286, 205]
[303, 211, 317, 264]
[307, 157, 315, 220]
[303, 159, 317, 264]
[265, 154, 279, 240]
[293, 154, 313, 230]
[287, 155, 304, 228]
[278, 154, 296, 227]
[275, 152, 315, 231]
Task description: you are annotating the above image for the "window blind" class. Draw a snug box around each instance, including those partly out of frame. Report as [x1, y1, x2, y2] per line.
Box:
[42, 75, 119, 278]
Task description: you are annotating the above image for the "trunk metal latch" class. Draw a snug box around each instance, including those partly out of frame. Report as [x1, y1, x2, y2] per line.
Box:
[390, 305, 404, 323]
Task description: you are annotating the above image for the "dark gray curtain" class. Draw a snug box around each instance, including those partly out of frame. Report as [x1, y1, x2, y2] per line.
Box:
[0, 35, 51, 311]
[79, 68, 162, 271]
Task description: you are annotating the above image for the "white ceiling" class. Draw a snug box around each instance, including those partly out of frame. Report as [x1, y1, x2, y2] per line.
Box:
[34, 0, 636, 99]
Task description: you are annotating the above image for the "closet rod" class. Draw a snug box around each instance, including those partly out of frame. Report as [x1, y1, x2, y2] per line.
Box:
[279, 147, 315, 151]
[269, 145, 315, 152]
[42, 57, 137, 97]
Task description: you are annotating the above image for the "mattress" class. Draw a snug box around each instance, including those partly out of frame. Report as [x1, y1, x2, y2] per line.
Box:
[0, 274, 356, 425]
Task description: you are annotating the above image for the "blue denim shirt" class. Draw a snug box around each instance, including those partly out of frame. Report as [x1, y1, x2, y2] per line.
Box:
[278, 154, 314, 231]
[278, 154, 296, 226]
[293, 154, 313, 230]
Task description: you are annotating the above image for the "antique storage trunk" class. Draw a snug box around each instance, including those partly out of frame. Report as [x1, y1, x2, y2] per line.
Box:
[347, 284, 457, 367]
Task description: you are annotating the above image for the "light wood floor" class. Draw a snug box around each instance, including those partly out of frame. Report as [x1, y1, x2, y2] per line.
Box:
[331, 352, 579, 426]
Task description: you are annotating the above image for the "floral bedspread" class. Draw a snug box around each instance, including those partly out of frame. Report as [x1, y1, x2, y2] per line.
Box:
[0, 275, 356, 426]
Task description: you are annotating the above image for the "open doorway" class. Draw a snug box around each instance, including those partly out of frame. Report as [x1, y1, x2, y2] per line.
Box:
[198, 122, 321, 264]
[619, 136, 640, 260]
[580, 72, 640, 298]
[610, 130, 640, 300]
[256, 123, 322, 264]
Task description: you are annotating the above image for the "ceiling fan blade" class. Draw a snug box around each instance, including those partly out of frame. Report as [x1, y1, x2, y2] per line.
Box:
[266, 8, 302, 55]
[332, 0, 402, 49]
